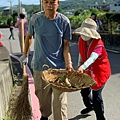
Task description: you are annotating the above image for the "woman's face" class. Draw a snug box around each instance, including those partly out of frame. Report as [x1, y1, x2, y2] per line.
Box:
[81, 35, 91, 41]
[91, 15, 96, 20]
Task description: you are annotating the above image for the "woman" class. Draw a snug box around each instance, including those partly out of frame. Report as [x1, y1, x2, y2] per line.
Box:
[73, 18, 111, 120]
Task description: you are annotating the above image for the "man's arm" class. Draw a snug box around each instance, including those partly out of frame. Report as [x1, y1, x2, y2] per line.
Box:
[10, 24, 14, 28]
[19, 33, 32, 65]
[63, 40, 73, 71]
[15, 17, 20, 28]
[15, 21, 19, 28]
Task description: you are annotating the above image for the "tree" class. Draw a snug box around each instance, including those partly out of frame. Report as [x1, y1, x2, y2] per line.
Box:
[74, 8, 84, 16]
[7, 16, 13, 25]
[57, 7, 62, 13]
[12, 11, 18, 23]
[33, 9, 40, 14]
[90, 8, 101, 14]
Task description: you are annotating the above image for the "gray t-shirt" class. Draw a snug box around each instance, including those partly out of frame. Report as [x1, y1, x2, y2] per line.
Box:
[28, 11, 71, 70]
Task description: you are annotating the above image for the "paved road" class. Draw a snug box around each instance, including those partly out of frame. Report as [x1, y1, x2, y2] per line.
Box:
[1, 28, 120, 120]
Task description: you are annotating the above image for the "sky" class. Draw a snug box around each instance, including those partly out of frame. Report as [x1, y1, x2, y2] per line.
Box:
[0, 0, 65, 7]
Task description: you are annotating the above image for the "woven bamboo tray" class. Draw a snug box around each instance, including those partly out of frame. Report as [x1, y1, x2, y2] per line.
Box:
[42, 69, 96, 92]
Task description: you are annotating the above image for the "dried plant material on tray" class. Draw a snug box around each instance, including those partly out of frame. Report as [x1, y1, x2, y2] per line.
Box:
[42, 69, 96, 92]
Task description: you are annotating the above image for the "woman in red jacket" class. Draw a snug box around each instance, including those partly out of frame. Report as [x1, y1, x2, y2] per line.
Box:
[73, 18, 111, 120]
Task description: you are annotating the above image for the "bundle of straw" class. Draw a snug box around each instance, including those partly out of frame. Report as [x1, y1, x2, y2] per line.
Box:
[10, 19, 32, 120]
[10, 74, 32, 120]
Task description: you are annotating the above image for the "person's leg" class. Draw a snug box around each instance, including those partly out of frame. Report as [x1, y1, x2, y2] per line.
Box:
[93, 87, 106, 120]
[18, 35, 22, 52]
[9, 35, 11, 39]
[53, 88, 68, 120]
[9, 30, 12, 39]
[33, 70, 52, 119]
[80, 87, 93, 114]
[11, 29, 15, 39]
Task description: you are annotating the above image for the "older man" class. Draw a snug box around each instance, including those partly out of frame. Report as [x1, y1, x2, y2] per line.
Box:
[19, 0, 73, 120]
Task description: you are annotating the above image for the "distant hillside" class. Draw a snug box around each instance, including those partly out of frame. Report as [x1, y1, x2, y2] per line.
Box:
[0, 0, 119, 13]
[59, 0, 119, 10]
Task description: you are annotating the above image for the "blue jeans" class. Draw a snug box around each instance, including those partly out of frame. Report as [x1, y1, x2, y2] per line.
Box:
[81, 87, 106, 120]
[9, 29, 14, 39]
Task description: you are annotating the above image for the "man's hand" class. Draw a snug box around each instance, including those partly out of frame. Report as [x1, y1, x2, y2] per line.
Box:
[19, 54, 28, 67]
[65, 62, 73, 71]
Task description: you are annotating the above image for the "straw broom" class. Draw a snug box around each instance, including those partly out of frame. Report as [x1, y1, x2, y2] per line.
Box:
[10, 19, 32, 120]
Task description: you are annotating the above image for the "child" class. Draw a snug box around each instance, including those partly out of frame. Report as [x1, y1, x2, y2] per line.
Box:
[73, 18, 111, 120]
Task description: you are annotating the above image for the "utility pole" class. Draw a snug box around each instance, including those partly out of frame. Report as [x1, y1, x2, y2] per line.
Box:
[39, 0, 42, 11]
[18, 0, 21, 14]
[20, 1, 22, 13]
[8, 0, 13, 15]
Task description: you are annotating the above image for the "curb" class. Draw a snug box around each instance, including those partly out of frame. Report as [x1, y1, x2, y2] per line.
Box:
[106, 49, 120, 54]
[10, 54, 41, 120]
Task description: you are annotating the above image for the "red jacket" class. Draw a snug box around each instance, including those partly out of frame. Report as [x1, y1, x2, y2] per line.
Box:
[78, 37, 111, 90]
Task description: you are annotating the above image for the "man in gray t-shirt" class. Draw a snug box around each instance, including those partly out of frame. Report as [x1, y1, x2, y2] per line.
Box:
[29, 11, 72, 70]
[19, 0, 73, 120]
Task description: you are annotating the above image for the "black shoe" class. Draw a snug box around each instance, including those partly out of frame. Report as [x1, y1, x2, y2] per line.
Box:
[81, 107, 93, 114]
[40, 116, 48, 120]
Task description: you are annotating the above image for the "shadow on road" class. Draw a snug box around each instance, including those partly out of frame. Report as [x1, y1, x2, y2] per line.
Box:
[69, 114, 91, 120]
[107, 51, 120, 75]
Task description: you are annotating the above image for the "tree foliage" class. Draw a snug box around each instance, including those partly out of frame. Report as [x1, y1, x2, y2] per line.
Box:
[57, 7, 62, 13]
[74, 8, 84, 16]
[90, 8, 101, 14]
[68, 8, 106, 29]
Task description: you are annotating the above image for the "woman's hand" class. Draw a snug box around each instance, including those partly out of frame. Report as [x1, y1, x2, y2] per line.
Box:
[76, 66, 84, 73]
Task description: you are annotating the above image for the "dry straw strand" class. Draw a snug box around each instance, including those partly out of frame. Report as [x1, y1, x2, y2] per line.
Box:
[10, 74, 32, 120]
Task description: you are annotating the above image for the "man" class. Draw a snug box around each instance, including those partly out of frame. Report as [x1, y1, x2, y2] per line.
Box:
[15, 13, 28, 52]
[8, 20, 15, 40]
[19, 0, 73, 120]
